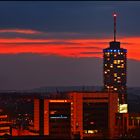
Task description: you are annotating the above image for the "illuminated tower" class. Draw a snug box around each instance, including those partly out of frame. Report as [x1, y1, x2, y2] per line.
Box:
[103, 13, 127, 95]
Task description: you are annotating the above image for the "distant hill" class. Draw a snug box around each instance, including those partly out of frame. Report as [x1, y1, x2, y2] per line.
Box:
[0, 86, 140, 113]
[28, 86, 140, 113]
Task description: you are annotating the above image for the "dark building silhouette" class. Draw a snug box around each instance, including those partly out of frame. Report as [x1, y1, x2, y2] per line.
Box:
[103, 13, 127, 95]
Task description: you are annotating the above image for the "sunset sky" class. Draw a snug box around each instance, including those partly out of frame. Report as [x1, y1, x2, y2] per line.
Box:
[0, 1, 140, 90]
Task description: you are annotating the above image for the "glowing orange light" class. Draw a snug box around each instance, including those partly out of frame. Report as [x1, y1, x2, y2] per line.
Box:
[49, 100, 68, 103]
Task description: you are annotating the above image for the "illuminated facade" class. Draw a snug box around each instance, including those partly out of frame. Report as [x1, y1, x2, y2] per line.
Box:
[33, 92, 119, 139]
[103, 41, 127, 94]
[0, 112, 11, 136]
[103, 14, 128, 116]
[103, 13, 127, 94]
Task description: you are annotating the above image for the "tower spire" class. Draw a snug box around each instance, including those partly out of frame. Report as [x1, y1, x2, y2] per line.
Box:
[113, 12, 117, 42]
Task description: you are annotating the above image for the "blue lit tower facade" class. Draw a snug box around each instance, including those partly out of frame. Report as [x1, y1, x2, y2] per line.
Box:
[103, 13, 127, 104]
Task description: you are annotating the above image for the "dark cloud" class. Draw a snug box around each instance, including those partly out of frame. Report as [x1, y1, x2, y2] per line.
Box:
[80, 52, 102, 55]
[0, 1, 139, 38]
[0, 54, 103, 90]
[0, 53, 138, 90]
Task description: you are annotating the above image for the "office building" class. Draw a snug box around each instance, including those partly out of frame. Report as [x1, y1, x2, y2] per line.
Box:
[103, 13, 127, 94]
[33, 92, 119, 139]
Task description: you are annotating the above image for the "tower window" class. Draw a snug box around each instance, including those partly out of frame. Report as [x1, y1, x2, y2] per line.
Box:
[117, 77, 121, 79]
[114, 88, 117, 91]
[114, 60, 121, 64]
[114, 73, 117, 77]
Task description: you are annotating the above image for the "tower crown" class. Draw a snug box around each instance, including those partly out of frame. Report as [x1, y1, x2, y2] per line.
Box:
[109, 41, 120, 49]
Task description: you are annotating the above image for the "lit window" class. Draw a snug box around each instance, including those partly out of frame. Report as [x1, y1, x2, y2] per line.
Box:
[105, 64, 107, 67]
[114, 60, 121, 64]
[117, 77, 121, 79]
[114, 88, 117, 91]
[121, 64, 124, 68]
[121, 60, 124, 63]
[84, 130, 88, 134]
[107, 58, 110, 61]
[104, 71, 107, 74]
[87, 130, 98, 134]
[114, 73, 117, 77]
[110, 65, 113, 68]
[119, 104, 128, 113]
[114, 60, 117, 64]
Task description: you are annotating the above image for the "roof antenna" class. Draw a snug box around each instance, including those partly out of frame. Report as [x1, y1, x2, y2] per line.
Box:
[113, 12, 117, 42]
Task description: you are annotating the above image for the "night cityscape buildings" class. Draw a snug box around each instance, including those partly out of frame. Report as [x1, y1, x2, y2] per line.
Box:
[31, 13, 140, 139]
[0, 12, 140, 139]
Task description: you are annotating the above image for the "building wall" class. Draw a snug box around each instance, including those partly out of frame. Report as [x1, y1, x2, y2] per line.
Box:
[108, 93, 119, 138]
[33, 92, 120, 139]
[34, 99, 39, 133]
[44, 99, 49, 135]
[69, 93, 83, 139]
[0, 114, 11, 136]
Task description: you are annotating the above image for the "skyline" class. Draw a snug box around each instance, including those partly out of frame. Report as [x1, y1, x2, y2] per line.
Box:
[0, 2, 140, 89]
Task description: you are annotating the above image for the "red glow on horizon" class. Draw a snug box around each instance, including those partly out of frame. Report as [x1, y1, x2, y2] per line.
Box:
[0, 37, 139, 60]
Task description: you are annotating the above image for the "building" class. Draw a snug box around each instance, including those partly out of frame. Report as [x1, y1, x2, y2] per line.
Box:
[0, 109, 11, 136]
[115, 112, 140, 138]
[103, 13, 128, 119]
[33, 92, 120, 139]
[103, 13, 127, 94]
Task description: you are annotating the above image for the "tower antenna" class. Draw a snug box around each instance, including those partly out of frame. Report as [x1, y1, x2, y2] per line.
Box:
[113, 12, 117, 42]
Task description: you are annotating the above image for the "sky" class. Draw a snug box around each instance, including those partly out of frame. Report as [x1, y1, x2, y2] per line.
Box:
[0, 1, 140, 90]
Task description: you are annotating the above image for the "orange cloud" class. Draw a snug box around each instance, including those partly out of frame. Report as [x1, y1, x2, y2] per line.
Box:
[0, 29, 42, 34]
[0, 36, 139, 60]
